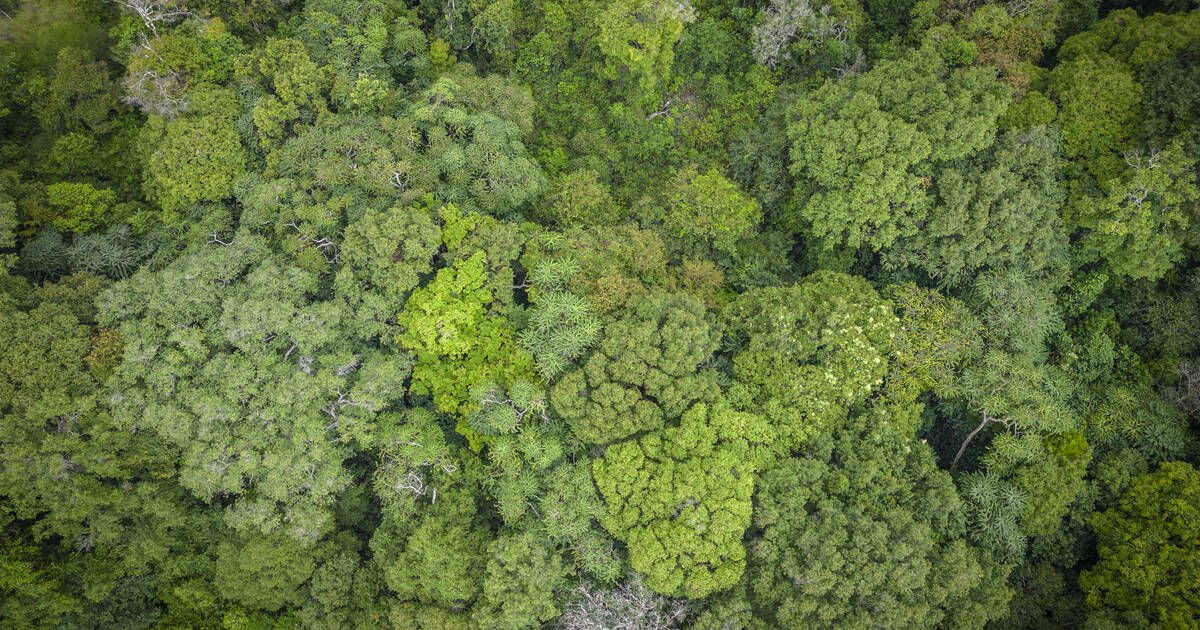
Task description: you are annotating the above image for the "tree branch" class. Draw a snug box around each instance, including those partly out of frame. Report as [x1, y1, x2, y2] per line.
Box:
[952, 412, 997, 470]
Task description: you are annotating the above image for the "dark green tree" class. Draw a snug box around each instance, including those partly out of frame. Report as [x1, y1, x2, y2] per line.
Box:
[749, 403, 1012, 629]
[786, 45, 1009, 253]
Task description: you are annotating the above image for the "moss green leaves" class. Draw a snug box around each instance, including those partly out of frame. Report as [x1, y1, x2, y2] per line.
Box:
[594, 401, 773, 599]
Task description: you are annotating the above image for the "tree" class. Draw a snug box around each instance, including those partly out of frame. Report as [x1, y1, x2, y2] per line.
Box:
[550, 292, 721, 444]
[518, 259, 601, 380]
[520, 225, 672, 314]
[44, 182, 120, 234]
[402, 68, 546, 217]
[1080, 462, 1200, 629]
[952, 352, 1084, 556]
[554, 575, 687, 630]
[299, 536, 391, 630]
[1047, 52, 1142, 191]
[723, 272, 899, 449]
[883, 282, 982, 405]
[881, 126, 1069, 286]
[473, 532, 569, 630]
[239, 37, 327, 150]
[1070, 142, 1199, 281]
[661, 165, 762, 262]
[396, 250, 536, 421]
[121, 17, 244, 118]
[142, 87, 247, 220]
[536, 170, 619, 228]
[468, 376, 620, 581]
[596, 0, 696, 97]
[296, 0, 396, 86]
[967, 268, 1063, 360]
[749, 404, 1012, 629]
[752, 0, 863, 78]
[336, 200, 441, 301]
[370, 443, 491, 612]
[593, 401, 774, 598]
[214, 532, 324, 612]
[786, 45, 1009, 252]
[0, 538, 79, 628]
[29, 46, 120, 134]
[1044, 9, 1200, 204]
[100, 232, 411, 543]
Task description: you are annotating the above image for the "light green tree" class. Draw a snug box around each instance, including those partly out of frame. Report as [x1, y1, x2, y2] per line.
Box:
[594, 401, 774, 599]
[1070, 142, 1199, 281]
[596, 0, 696, 97]
[723, 272, 898, 449]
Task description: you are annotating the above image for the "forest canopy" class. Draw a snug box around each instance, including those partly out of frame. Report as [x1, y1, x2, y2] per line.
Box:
[1, 0, 1200, 628]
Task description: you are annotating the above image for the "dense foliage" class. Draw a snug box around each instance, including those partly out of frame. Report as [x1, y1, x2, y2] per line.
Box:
[1, 0, 1199, 628]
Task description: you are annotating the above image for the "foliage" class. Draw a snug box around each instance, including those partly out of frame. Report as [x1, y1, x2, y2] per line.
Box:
[371, 443, 491, 611]
[473, 532, 569, 630]
[1081, 462, 1200, 628]
[551, 292, 721, 444]
[594, 401, 773, 598]
[724, 272, 898, 449]
[2, 0, 1199, 624]
[752, 0, 863, 78]
[1070, 142, 1199, 281]
[402, 68, 546, 217]
[142, 87, 247, 220]
[884, 282, 981, 404]
[536, 169, 618, 228]
[596, 0, 696, 97]
[520, 225, 672, 313]
[786, 45, 1010, 252]
[661, 164, 762, 262]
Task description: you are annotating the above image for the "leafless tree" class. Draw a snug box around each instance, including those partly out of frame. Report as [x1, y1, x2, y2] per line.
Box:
[555, 575, 688, 630]
[112, 0, 191, 39]
[122, 66, 188, 117]
[752, 0, 848, 70]
[1172, 359, 1200, 420]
